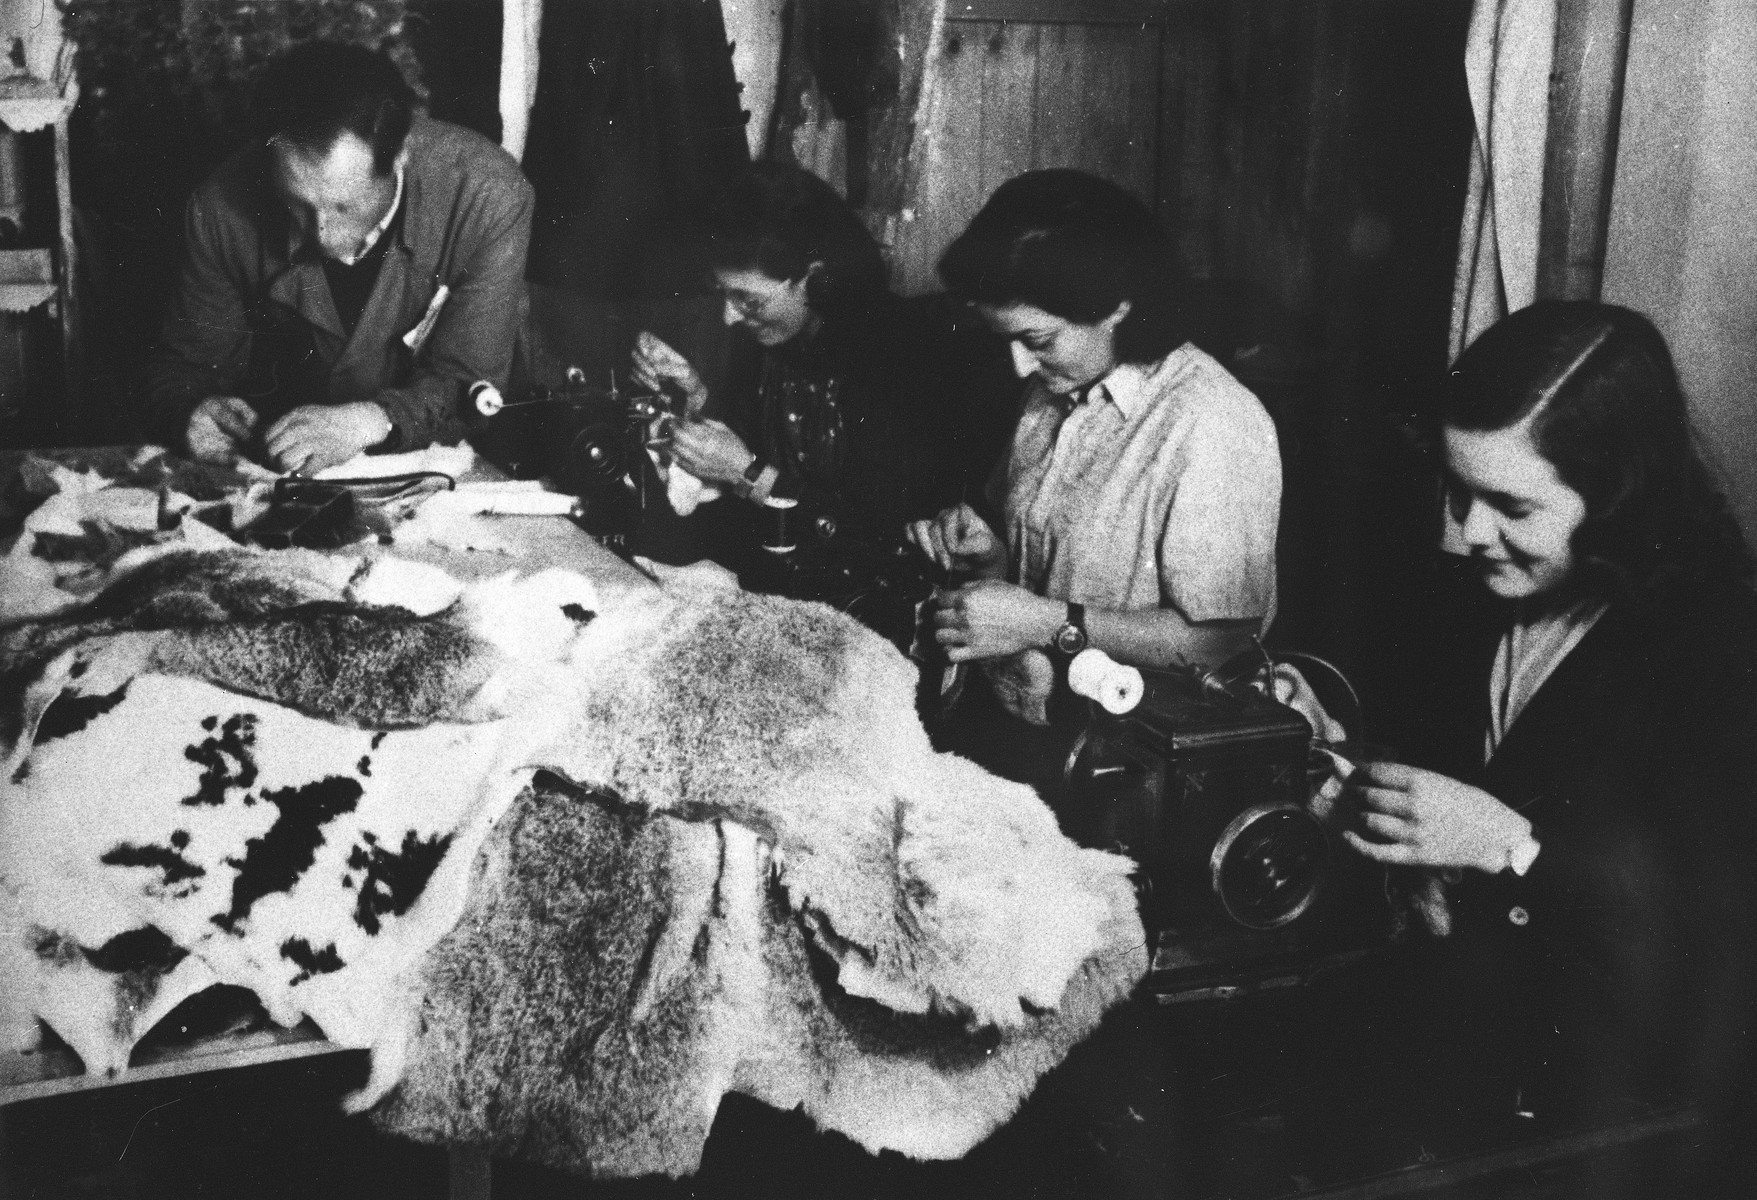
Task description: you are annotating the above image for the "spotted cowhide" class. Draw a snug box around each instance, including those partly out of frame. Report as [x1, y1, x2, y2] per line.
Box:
[0, 547, 583, 1080]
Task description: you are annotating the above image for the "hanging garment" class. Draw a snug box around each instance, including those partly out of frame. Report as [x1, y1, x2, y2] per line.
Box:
[521, 0, 749, 299]
[1449, 0, 1557, 362]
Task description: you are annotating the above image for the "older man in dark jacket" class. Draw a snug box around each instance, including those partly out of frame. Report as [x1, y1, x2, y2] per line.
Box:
[144, 42, 533, 473]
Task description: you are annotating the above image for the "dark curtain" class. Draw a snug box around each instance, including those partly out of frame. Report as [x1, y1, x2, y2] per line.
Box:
[522, 0, 749, 300]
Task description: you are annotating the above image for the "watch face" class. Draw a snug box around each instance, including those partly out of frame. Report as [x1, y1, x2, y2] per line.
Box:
[1054, 622, 1087, 655]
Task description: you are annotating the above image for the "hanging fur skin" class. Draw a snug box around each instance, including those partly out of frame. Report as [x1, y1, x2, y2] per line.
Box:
[0, 546, 1146, 1175]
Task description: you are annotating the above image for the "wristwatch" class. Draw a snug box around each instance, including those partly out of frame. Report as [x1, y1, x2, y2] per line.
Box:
[736, 456, 765, 498]
[1050, 602, 1088, 657]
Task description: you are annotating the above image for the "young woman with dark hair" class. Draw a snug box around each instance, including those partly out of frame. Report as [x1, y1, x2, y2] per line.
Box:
[631, 162, 956, 556]
[935, 166, 1190, 367]
[910, 169, 1280, 726]
[1341, 300, 1757, 1142]
[1438, 300, 1752, 600]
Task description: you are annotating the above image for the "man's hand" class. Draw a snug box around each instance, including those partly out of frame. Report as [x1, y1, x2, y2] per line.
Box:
[668, 418, 756, 486]
[931, 579, 1064, 662]
[907, 503, 1005, 578]
[186, 396, 259, 464]
[263, 403, 391, 474]
[1341, 762, 1533, 874]
[631, 331, 710, 417]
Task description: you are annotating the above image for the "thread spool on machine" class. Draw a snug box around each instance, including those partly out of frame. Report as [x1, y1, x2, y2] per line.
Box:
[471, 366, 680, 543]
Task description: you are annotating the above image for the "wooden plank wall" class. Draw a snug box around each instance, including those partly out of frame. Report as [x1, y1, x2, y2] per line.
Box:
[888, 0, 1365, 330]
[888, 13, 1163, 294]
[1163, 1, 1360, 331]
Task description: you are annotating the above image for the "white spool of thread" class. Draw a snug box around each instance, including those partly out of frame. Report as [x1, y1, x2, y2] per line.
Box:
[471, 381, 505, 416]
[1067, 648, 1145, 715]
[760, 495, 798, 553]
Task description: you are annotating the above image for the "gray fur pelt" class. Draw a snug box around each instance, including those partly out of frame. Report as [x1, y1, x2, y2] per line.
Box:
[524, 588, 1143, 1034]
[1, 547, 506, 762]
[372, 585, 1148, 1174]
[375, 775, 1145, 1177]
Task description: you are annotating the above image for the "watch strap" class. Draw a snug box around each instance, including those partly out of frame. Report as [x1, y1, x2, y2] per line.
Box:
[1051, 602, 1088, 656]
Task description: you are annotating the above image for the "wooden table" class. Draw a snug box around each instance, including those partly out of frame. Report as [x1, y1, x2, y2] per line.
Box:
[0, 445, 650, 1197]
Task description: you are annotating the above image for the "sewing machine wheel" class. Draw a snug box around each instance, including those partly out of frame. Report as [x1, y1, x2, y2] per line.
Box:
[567, 422, 635, 495]
[1209, 802, 1328, 931]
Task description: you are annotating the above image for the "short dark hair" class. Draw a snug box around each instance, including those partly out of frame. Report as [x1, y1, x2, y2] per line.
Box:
[701, 162, 888, 321]
[936, 169, 1187, 364]
[254, 41, 416, 175]
[1443, 300, 1752, 595]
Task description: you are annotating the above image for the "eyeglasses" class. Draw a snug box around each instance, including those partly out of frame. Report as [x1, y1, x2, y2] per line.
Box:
[715, 278, 796, 318]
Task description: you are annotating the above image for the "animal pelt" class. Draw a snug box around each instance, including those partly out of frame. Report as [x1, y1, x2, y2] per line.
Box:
[1, 546, 1146, 1174]
[366, 585, 1147, 1174]
[375, 774, 1146, 1176]
[531, 588, 1139, 1033]
[1, 673, 525, 1074]
[0, 547, 586, 1077]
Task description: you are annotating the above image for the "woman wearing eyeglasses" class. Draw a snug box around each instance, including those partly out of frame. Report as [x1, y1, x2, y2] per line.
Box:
[631, 162, 958, 564]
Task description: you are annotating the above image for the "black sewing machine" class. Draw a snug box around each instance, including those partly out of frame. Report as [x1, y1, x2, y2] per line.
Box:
[471, 371, 944, 680]
[1057, 657, 1395, 1001]
[469, 367, 680, 548]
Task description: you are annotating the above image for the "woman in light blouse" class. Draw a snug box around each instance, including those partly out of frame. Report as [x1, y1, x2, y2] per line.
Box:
[909, 169, 1281, 725]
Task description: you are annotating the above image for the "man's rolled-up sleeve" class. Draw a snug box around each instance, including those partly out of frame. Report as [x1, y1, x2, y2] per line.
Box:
[143, 192, 254, 447]
[371, 172, 535, 451]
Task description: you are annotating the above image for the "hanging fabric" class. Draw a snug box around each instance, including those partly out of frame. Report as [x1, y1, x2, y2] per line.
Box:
[1448, 0, 1556, 363]
[520, 0, 748, 299]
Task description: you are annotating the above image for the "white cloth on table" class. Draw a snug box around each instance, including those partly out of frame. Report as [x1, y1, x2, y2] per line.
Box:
[313, 441, 477, 482]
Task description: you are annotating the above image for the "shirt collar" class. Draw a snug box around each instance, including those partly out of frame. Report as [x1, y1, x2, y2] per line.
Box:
[1085, 360, 1148, 419]
[337, 160, 405, 265]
